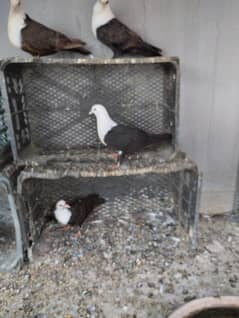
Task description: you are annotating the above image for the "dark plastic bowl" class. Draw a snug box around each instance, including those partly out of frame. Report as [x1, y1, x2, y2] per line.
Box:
[169, 297, 239, 318]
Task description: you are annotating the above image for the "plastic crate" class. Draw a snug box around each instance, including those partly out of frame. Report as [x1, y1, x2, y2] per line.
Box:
[0, 57, 200, 270]
[1, 57, 179, 158]
[0, 89, 10, 167]
[0, 174, 27, 271]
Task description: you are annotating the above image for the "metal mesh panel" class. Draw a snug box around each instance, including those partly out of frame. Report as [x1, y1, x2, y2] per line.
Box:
[3, 59, 177, 155]
[21, 166, 198, 245]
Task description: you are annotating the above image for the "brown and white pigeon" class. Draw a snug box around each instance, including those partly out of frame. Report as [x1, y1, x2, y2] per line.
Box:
[92, 0, 163, 57]
[8, 0, 91, 57]
[53, 194, 105, 227]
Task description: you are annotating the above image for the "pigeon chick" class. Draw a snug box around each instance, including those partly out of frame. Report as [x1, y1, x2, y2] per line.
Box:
[54, 194, 106, 232]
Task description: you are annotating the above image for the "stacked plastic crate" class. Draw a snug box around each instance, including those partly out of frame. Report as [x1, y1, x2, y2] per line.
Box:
[0, 57, 201, 270]
[0, 79, 26, 271]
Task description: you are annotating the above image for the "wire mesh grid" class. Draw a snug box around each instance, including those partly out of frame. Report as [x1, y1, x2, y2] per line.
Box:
[0, 180, 17, 271]
[0, 94, 9, 150]
[2, 59, 178, 157]
[20, 165, 199, 245]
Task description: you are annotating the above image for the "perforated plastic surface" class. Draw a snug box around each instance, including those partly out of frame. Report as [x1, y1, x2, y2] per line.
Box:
[2, 58, 178, 157]
[0, 95, 8, 150]
[20, 162, 198, 244]
[0, 181, 17, 271]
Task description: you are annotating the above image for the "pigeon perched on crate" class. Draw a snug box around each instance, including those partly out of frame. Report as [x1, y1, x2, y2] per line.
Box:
[89, 104, 172, 164]
[92, 0, 163, 57]
[8, 0, 91, 57]
[53, 194, 106, 232]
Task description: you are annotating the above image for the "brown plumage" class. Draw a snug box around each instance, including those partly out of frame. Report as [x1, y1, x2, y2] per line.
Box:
[8, 0, 91, 57]
[67, 194, 106, 226]
[92, 0, 163, 58]
[97, 18, 162, 58]
[21, 15, 91, 57]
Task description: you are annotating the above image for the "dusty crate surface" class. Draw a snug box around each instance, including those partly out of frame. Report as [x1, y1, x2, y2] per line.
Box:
[16, 149, 188, 178]
[0, 212, 239, 318]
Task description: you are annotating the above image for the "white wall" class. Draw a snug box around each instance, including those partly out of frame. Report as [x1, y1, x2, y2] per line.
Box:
[1, 0, 239, 213]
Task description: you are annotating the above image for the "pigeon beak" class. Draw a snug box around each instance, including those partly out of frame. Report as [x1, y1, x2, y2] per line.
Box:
[89, 109, 93, 115]
[64, 203, 71, 209]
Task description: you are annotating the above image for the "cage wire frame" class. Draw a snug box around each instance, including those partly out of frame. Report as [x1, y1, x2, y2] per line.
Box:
[0, 57, 201, 269]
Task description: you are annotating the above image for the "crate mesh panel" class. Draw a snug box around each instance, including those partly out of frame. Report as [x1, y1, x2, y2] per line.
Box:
[4, 66, 30, 152]
[21, 168, 197, 243]
[0, 94, 9, 150]
[4, 62, 176, 153]
[0, 182, 17, 271]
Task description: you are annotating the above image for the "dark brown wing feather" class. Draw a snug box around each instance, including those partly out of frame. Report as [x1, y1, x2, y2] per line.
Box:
[104, 125, 172, 154]
[104, 125, 149, 154]
[97, 18, 141, 52]
[97, 18, 162, 57]
[22, 15, 89, 56]
[68, 194, 106, 226]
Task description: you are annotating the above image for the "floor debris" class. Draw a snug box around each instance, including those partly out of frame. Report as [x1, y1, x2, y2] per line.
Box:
[0, 212, 239, 318]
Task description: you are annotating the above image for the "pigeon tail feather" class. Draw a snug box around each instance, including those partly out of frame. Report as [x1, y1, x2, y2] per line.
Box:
[83, 194, 106, 211]
[138, 42, 163, 57]
[64, 46, 92, 55]
[68, 38, 86, 46]
[61, 39, 91, 55]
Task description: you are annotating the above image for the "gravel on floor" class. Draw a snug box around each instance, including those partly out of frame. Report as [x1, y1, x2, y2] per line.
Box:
[0, 211, 239, 318]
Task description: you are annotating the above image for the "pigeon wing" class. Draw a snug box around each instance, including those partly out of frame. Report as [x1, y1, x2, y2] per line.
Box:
[97, 18, 142, 51]
[22, 15, 86, 56]
[104, 125, 148, 154]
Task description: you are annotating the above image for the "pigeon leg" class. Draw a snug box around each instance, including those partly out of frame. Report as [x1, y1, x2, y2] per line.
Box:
[32, 55, 41, 61]
[62, 224, 71, 232]
[53, 225, 72, 233]
[117, 151, 124, 166]
[74, 230, 82, 238]
[112, 151, 123, 166]
[111, 152, 119, 160]
[113, 51, 122, 58]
